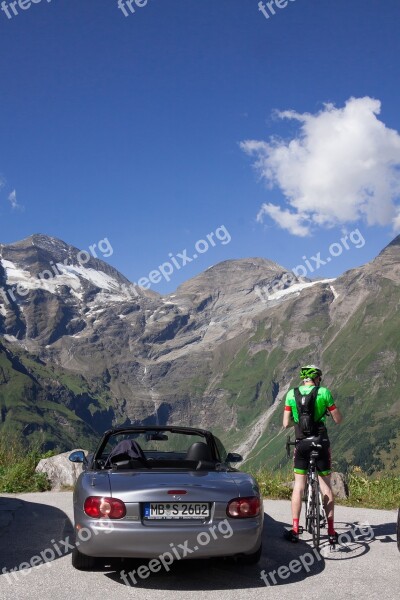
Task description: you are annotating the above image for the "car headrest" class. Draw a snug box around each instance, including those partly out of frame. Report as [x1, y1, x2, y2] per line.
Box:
[185, 442, 213, 462]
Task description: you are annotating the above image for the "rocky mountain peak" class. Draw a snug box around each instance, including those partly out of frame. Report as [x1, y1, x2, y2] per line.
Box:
[0, 233, 131, 291]
[9, 233, 70, 252]
[0, 234, 153, 346]
[176, 257, 285, 296]
[378, 233, 400, 254]
[364, 233, 400, 281]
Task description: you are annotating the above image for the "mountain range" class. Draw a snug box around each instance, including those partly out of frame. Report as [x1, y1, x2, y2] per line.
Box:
[1, 233, 399, 475]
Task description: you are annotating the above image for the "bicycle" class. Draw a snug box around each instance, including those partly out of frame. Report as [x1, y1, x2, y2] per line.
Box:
[286, 436, 330, 550]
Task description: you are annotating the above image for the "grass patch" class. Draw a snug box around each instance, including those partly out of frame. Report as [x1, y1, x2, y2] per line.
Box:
[0, 437, 52, 493]
[338, 467, 400, 510]
[250, 467, 400, 510]
[250, 468, 293, 500]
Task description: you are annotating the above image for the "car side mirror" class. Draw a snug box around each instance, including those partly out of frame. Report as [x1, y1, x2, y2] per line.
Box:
[69, 450, 86, 463]
[226, 452, 243, 463]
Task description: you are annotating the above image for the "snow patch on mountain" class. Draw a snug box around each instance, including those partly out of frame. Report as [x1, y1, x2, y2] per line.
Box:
[56, 264, 121, 291]
[330, 285, 339, 301]
[0, 258, 130, 300]
[3, 334, 19, 343]
[267, 278, 337, 301]
[1, 258, 81, 293]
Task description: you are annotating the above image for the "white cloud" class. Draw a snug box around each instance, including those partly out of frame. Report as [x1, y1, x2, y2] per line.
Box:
[8, 189, 19, 210]
[256, 203, 309, 237]
[241, 97, 400, 236]
[393, 209, 400, 232]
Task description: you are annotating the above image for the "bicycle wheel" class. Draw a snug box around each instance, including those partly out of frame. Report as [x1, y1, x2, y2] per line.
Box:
[310, 479, 321, 549]
[397, 508, 400, 552]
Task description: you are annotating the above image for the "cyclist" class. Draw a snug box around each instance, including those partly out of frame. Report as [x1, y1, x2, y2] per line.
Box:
[283, 365, 343, 544]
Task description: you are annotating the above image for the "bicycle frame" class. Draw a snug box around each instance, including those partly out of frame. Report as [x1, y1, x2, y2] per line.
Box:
[304, 445, 323, 548]
[286, 436, 326, 549]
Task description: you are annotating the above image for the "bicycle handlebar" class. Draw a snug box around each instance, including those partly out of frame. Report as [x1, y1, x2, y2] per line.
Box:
[286, 436, 296, 458]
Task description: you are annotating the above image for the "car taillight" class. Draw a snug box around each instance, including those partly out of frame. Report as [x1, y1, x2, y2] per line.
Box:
[84, 496, 126, 519]
[226, 497, 261, 518]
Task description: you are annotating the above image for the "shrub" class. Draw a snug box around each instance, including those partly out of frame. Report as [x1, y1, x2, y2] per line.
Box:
[0, 436, 51, 493]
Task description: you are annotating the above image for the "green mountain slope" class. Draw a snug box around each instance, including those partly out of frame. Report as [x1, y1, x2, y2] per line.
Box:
[243, 270, 400, 475]
[0, 340, 113, 450]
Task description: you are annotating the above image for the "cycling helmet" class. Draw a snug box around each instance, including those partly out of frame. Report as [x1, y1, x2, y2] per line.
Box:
[299, 365, 322, 380]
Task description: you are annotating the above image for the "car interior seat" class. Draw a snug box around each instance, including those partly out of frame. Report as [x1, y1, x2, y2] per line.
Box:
[185, 442, 214, 463]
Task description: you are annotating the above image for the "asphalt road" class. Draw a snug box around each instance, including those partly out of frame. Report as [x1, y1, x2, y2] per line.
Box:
[0, 492, 398, 600]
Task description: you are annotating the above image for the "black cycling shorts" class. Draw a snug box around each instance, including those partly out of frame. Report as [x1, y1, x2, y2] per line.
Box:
[293, 437, 331, 476]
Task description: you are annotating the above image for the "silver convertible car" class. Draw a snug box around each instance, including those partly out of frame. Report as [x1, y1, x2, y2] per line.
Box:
[69, 426, 264, 570]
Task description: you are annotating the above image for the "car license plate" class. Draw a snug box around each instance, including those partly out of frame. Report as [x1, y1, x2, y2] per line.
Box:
[144, 502, 210, 519]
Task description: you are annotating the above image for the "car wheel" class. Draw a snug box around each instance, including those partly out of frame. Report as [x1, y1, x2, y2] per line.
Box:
[71, 547, 97, 570]
[240, 543, 262, 565]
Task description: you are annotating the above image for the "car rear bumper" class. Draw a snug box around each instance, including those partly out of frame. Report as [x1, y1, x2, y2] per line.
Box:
[74, 514, 263, 559]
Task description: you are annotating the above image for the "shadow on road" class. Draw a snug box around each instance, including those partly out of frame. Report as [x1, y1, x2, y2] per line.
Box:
[0, 497, 74, 576]
[330, 518, 398, 551]
[103, 513, 383, 589]
[371, 521, 397, 540]
[103, 512, 327, 590]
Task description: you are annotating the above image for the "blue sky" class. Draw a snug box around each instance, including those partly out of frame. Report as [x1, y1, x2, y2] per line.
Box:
[1, 0, 400, 292]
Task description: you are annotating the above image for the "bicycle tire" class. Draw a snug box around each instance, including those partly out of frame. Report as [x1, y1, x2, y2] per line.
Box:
[397, 508, 400, 552]
[310, 479, 321, 549]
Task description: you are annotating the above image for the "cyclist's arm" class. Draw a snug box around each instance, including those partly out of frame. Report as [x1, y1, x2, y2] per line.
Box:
[324, 388, 343, 424]
[283, 406, 294, 428]
[329, 406, 343, 424]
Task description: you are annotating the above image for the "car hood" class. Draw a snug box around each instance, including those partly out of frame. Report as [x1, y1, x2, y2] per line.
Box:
[107, 470, 240, 503]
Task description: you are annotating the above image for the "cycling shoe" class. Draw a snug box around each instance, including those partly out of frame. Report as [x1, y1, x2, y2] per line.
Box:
[284, 529, 299, 543]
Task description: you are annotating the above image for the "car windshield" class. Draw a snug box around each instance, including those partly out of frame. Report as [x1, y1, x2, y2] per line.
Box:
[97, 429, 216, 469]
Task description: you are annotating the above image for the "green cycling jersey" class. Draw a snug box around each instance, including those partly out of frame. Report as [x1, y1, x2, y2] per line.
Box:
[285, 385, 335, 424]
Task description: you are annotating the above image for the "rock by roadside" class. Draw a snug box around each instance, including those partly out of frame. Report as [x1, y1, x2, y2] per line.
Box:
[35, 450, 87, 491]
[330, 472, 349, 499]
